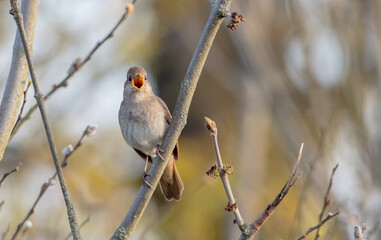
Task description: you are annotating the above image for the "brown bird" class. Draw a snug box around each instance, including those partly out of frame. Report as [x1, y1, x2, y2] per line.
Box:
[118, 66, 184, 201]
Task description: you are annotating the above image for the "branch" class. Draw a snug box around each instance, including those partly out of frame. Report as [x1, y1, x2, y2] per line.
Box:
[354, 224, 366, 240]
[10, 79, 31, 136]
[239, 143, 304, 240]
[64, 214, 91, 240]
[204, 117, 247, 230]
[9, 1, 81, 238]
[9, 125, 96, 240]
[0, 162, 21, 188]
[10, 3, 136, 137]
[111, 0, 232, 239]
[314, 164, 339, 240]
[295, 211, 340, 240]
[0, 0, 40, 161]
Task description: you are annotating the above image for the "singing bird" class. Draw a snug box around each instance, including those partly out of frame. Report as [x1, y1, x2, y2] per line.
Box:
[118, 66, 184, 201]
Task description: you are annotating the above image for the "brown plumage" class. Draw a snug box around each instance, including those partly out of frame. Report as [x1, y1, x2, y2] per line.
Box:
[118, 66, 184, 201]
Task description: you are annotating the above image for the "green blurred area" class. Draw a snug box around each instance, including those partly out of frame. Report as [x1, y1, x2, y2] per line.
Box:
[1, 0, 381, 239]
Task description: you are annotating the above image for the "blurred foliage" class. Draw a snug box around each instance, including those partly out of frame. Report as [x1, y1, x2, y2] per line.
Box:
[0, 0, 381, 239]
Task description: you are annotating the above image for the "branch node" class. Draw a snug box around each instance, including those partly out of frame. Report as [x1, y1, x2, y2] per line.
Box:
[227, 12, 246, 30]
[222, 163, 234, 175]
[206, 164, 220, 178]
[62, 144, 74, 157]
[204, 116, 217, 136]
[84, 124, 98, 137]
[126, 4, 134, 14]
[67, 58, 82, 76]
[225, 201, 237, 212]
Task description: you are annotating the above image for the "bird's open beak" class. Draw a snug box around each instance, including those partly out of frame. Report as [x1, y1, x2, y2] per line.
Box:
[132, 75, 145, 90]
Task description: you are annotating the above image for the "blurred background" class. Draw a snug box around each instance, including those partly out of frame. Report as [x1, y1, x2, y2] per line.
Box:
[1, 0, 380, 239]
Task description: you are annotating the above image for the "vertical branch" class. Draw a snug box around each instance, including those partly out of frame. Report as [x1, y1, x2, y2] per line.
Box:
[0, 0, 40, 161]
[111, 0, 232, 239]
[9, 1, 81, 239]
[204, 117, 247, 230]
[314, 164, 339, 239]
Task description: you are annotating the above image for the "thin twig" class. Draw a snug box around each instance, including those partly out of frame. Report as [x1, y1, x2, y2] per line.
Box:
[314, 164, 339, 240]
[11, 79, 31, 136]
[204, 117, 247, 230]
[0, 162, 21, 188]
[10, 125, 95, 240]
[354, 223, 366, 240]
[239, 143, 304, 240]
[10, 1, 81, 238]
[295, 211, 340, 240]
[64, 214, 91, 240]
[110, 0, 232, 239]
[11, 3, 136, 136]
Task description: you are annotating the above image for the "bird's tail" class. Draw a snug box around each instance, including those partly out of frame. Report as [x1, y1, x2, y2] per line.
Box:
[159, 159, 184, 201]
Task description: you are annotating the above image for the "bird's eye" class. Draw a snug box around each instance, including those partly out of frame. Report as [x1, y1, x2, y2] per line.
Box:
[128, 76, 132, 82]
[144, 76, 147, 80]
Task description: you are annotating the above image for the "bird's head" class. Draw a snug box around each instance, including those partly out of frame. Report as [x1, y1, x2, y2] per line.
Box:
[123, 66, 152, 99]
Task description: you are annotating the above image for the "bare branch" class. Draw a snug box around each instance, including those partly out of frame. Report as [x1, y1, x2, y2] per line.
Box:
[295, 211, 340, 240]
[239, 143, 304, 240]
[9, 1, 81, 238]
[354, 223, 366, 240]
[204, 116, 247, 230]
[110, 0, 232, 239]
[314, 164, 339, 240]
[0, 0, 39, 161]
[64, 214, 91, 240]
[10, 79, 31, 136]
[11, 3, 136, 136]
[10, 125, 95, 240]
[0, 162, 21, 188]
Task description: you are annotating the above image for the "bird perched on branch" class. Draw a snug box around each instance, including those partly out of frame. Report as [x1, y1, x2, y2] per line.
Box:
[118, 66, 184, 201]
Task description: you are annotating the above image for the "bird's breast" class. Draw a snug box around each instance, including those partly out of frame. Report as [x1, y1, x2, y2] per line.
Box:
[120, 100, 167, 157]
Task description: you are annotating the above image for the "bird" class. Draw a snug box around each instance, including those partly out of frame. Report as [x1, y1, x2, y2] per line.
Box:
[118, 66, 184, 201]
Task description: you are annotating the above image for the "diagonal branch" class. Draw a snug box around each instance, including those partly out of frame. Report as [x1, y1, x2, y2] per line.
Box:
[9, 125, 96, 240]
[0, 162, 21, 188]
[11, 2, 136, 137]
[10, 1, 81, 238]
[10, 79, 31, 136]
[204, 117, 247, 230]
[239, 143, 304, 240]
[295, 211, 340, 240]
[111, 0, 232, 239]
[314, 163, 339, 240]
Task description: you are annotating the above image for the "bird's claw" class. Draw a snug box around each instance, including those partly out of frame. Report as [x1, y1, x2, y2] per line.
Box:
[143, 172, 153, 188]
[156, 144, 164, 161]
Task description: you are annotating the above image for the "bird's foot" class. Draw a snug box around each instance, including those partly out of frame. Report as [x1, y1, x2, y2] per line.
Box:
[143, 172, 153, 188]
[156, 144, 164, 161]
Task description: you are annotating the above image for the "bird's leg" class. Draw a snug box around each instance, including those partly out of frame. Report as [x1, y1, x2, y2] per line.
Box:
[143, 156, 153, 188]
[155, 144, 164, 161]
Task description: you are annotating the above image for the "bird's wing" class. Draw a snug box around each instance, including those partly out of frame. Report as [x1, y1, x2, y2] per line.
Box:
[155, 96, 179, 161]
